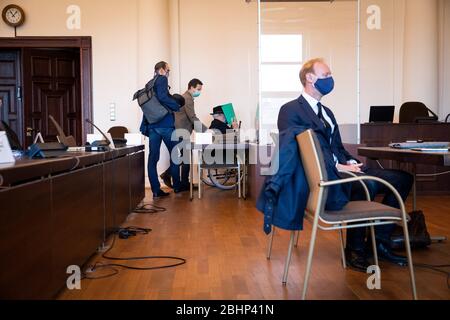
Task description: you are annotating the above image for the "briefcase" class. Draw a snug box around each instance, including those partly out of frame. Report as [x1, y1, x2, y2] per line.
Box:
[389, 210, 431, 250]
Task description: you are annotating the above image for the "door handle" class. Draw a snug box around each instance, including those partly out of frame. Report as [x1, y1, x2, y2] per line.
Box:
[17, 87, 22, 100]
[26, 127, 34, 137]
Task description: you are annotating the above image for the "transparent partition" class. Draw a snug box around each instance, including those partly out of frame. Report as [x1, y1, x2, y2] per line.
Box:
[258, 0, 360, 145]
[259, 0, 443, 145]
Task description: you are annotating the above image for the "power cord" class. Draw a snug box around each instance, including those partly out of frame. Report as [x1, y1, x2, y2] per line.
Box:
[82, 225, 186, 280]
[414, 263, 450, 289]
[133, 203, 167, 214]
[82, 149, 185, 281]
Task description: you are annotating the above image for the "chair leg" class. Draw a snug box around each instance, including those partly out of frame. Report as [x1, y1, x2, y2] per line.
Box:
[370, 224, 379, 267]
[198, 164, 202, 199]
[282, 231, 296, 285]
[267, 227, 275, 260]
[339, 228, 347, 269]
[402, 218, 418, 300]
[189, 150, 193, 201]
[302, 222, 319, 300]
[238, 164, 241, 199]
[294, 231, 300, 248]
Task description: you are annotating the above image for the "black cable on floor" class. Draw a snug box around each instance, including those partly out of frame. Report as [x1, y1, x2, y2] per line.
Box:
[414, 263, 450, 289]
[82, 224, 186, 280]
[133, 203, 167, 214]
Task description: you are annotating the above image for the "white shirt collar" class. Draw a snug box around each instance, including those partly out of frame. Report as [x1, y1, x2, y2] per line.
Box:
[302, 91, 320, 114]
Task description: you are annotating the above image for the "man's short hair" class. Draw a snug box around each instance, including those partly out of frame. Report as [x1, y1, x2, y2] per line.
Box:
[188, 78, 203, 90]
[299, 58, 325, 87]
[154, 61, 168, 72]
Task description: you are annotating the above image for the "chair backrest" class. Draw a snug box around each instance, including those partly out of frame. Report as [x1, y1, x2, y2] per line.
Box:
[399, 102, 429, 123]
[108, 126, 129, 139]
[296, 130, 328, 216]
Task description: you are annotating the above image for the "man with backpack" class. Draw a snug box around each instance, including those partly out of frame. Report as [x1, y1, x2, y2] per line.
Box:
[139, 61, 187, 198]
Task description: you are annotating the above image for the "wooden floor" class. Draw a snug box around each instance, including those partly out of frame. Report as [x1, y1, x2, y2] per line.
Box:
[59, 187, 450, 300]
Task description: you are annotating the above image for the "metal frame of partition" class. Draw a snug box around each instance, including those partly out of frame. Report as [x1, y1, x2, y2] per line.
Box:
[257, 0, 362, 143]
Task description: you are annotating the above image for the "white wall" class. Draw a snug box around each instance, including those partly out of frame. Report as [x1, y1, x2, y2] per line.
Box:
[402, 0, 439, 112]
[439, 0, 450, 119]
[0, 0, 172, 186]
[177, 0, 259, 134]
[0, 0, 171, 135]
[1, 0, 448, 148]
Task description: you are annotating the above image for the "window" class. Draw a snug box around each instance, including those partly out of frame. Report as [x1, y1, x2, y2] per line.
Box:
[260, 34, 303, 128]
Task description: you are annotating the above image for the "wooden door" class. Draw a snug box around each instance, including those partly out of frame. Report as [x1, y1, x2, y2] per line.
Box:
[0, 50, 23, 145]
[23, 48, 81, 146]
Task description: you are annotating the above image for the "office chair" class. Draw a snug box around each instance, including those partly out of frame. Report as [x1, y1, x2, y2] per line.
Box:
[267, 130, 417, 300]
[108, 126, 129, 139]
[399, 101, 438, 123]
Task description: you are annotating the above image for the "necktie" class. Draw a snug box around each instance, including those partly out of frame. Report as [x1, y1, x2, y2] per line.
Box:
[317, 102, 332, 142]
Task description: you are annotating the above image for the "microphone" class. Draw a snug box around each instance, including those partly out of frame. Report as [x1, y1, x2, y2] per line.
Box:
[426, 107, 439, 121]
[85, 119, 112, 147]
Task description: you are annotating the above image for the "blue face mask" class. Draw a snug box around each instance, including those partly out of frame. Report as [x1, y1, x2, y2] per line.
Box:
[192, 91, 201, 98]
[314, 76, 335, 96]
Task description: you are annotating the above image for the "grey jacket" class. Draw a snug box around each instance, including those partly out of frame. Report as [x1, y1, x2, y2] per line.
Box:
[174, 91, 207, 133]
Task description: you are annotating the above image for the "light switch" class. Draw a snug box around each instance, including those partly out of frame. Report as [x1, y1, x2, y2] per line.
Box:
[109, 103, 116, 121]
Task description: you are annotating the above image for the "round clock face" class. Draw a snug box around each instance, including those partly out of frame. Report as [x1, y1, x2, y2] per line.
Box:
[2, 5, 25, 27]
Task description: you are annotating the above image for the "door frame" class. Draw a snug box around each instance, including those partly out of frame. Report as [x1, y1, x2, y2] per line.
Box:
[0, 36, 93, 144]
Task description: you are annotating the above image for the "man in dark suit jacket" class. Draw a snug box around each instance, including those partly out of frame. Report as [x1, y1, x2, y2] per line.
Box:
[278, 58, 413, 272]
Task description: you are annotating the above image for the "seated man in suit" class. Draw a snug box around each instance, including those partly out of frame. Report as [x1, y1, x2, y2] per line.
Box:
[278, 58, 413, 272]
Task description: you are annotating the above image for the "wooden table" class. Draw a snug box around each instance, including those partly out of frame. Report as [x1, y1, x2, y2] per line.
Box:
[0, 146, 145, 299]
[358, 147, 449, 242]
[361, 123, 450, 194]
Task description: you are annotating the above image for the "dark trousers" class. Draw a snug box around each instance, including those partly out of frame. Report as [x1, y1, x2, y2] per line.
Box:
[344, 168, 414, 251]
[162, 140, 190, 188]
[147, 128, 181, 195]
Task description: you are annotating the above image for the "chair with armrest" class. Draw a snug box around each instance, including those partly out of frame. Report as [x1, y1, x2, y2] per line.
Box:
[297, 129, 416, 299]
[268, 129, 417, 300]
[267, 141, 371, 279]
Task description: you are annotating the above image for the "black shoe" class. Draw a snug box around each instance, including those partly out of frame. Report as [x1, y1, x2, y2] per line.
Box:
[370, 242, 408, 267]
[160, 172, 173, 189]
[345, 248, 371, 272]
[153, 190, 170, 198]
[174, 185, 190, 194]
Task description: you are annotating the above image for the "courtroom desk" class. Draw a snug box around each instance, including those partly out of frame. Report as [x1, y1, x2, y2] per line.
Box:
[361, 123, 450, 195]
[0, 146, 145, 299]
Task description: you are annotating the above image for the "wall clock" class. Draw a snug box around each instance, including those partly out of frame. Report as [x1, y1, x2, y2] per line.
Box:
[2, 4, 26, 28]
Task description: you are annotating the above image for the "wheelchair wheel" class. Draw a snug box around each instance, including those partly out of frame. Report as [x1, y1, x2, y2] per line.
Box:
[206, 168, 243, 190]
[200, 170, 217, 187]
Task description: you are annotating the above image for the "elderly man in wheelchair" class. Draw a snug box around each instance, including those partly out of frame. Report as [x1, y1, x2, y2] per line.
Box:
[190, 105, 246, 197]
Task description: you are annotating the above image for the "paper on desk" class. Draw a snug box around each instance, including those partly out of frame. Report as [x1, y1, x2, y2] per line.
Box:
[0, 131, 15, 164]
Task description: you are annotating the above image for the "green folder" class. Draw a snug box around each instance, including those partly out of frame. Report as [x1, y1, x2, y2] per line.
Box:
[221, 103, 236, 125]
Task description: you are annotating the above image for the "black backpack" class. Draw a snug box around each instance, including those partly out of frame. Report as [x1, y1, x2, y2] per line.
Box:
[133, 76, 171, 124]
